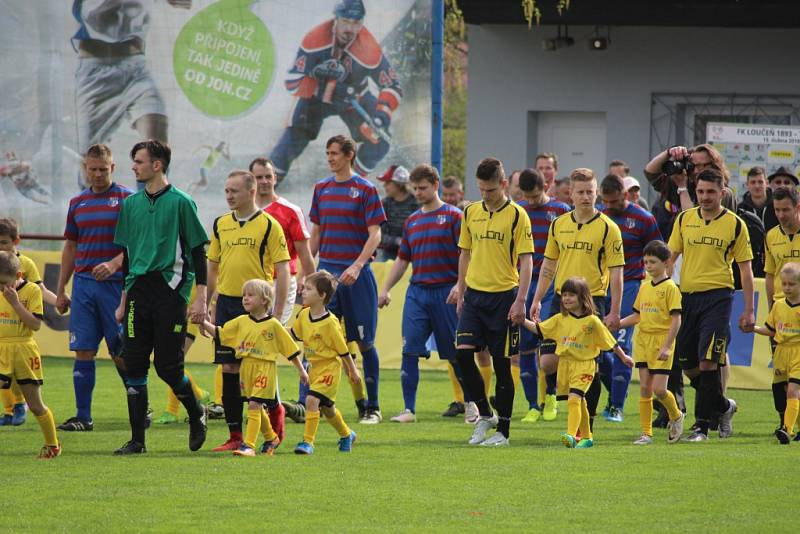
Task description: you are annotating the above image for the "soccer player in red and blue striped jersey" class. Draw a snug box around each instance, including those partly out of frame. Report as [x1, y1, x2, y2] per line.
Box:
[516, 169, 570, 423]
[55, 144, 133, 431]
[309, 135, 386, 423]
[378, 164, 466, 422]
[600, 174, 662, 422]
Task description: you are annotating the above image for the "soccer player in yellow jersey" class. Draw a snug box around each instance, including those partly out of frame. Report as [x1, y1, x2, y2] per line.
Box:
[619, 240, 684, 445]
[291, 271, 361, 454]
[454, 157, 533, 447]
[530, 168, 625, 427]
[763, 186, 800, 428]
[0, 251, 60, 458]
[755, 262, 800, 444]
[524, 277, 632, 449]
[204, 279, 307, 456]
[207, 170, 291, 452]
[668, 169, 754, 441]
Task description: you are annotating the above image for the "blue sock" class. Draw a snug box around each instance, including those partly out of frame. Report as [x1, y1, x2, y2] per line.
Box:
[610, 357, 632, 409]
[361, 346, 380, 409]
[519, 353, 539, 410]
[400, 354, 420, 413]
[297, 358, 310, 404]
[598, 352, 614, 394]
[74, 360, 96, 421]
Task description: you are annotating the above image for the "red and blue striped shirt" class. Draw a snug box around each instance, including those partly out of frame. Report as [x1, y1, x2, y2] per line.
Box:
[64, 183, 133, 280]
[398, 203, 461, 286]
[310, 174, 386, 265]
[518, 198, 571, 279]
[603, 202, 662, 281]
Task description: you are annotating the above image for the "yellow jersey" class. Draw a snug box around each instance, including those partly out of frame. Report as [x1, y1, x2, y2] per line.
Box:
[668, 207, 752, 293]
[536, 312, 618, 361]
[764, 225, 800, 300]
[18, 253, 42, 284]
[765, 298, 800, 346]
[216, 314, 300, 362]
[0, 281, 43, 341]
[208, 211, 290, 297]
[632, 277, 682, 334]
[544, 211, 625, 296]
[290, 308, 349, 364]
[458, 200, 533, 292]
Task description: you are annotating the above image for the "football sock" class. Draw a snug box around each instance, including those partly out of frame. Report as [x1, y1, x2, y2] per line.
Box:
[456, 348, 492, 417]
[36, 407, 58, 447]
[2, 387, 14, 416]
[214, 365, 223, 405]
[773, 382, 787, 425]
[361, 346, 380, 409]
[610, 357, 632, 409]
[244, 408, 261, 449]
[479, 362, 492, 399]
[172, 375, 201, 419]
[187, 371, 204, 400]
[579, 398, 593, 440]
[447, 362, 465, 403]
[567, 395, 581, 437]
[259, 407, 277, 442]
[784, 398, 799, 433]
[494, 356, 514, 437]
[400, 354, 419, 413]
[545, 372, 557, 395]
[12, 381, 24, 405]
[303, 410, 321, 445]
[639, 396, 653, 437]
[519, 353, 539, 410]
[659, 390, 682, 422]
[298, 358, 310, 404]
[511, 364, 521, 392]
[326, 408, 351, 438]
[538, 368, 547, 406]
[585, 374, 601, 417]
[165, 388, 180, 417]
[222, 372, 243, 435]
[73, 359, 96, 421]
[125, 382, 148, 445]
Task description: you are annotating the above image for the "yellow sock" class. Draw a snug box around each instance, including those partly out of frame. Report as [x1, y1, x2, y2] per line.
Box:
[537, 368, 547, 407]
[1, 388, 13, 416]
[165, 389, 180, 417]
[303, 410, 321, 445]
[785, 398, 800, 433]
[12, 381, 24, 405]
[579, 398, 593, 440]
[244, 408, 261, 449]
[349, 362, 366, 401]
[639, 396, 653, 437]
[479, 364, 492, 399]
[511, 365, 521, 392]
[660, 390, 682, 422]
[567, 396, 581, 436]
[187, 371, 204, 400]
[35, 407, 58, 447]
[448, 363, 464, 403]
[259, 407, 277, 442]
[325, 408, 351, 438]
[214, 365, 223, 405]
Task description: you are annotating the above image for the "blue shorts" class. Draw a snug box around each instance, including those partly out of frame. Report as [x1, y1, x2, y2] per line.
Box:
[520, 282, 555, 354]
[605, 279, 640, 355]
[214, 294, 245, 364]
[319, 261, 378, 346]
[402, 283, 457, 360]
[69, 274, 123, 356]
[456, 287, 520, 359]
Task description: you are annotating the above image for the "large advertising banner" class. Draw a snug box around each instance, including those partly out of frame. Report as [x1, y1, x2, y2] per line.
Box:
[0, 0, 432, 235]
[706, 121, 800, 197]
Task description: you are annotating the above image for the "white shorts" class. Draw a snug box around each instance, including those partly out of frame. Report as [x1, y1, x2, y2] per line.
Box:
[75, 55, 166, 152]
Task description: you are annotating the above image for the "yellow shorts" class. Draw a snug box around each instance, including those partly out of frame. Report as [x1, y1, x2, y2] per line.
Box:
[556, 357, 596, 398]
[0, 340, 43, 386]
[773, 345, 800, 384]
[186, 320, 199, 340]
[239, 358, 277, 401]
[633, 331, 674, 373]
[308, 358, 343, 403]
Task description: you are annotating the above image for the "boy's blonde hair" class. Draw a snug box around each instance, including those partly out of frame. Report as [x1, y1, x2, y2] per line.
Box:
[305, 270, 339, 305]
[780, 262, 800, 282]
[569, 168, 596, 184]
[0, 250, 21, 278]
[242, 279, 274, 310]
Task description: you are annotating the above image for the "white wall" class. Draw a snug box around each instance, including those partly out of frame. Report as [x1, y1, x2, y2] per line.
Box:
[466, 24, 800, 199]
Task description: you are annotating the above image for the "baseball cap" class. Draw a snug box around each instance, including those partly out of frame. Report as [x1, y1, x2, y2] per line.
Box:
[622, 176, 641, 191]
[379, 165, 410, 184]
[767, 166, 799, 185]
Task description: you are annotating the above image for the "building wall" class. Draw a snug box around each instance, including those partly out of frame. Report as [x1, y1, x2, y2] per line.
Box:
[466, 24, 800, 200]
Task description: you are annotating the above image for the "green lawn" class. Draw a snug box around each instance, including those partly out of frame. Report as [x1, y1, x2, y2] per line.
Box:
[3, 357, 794, 533]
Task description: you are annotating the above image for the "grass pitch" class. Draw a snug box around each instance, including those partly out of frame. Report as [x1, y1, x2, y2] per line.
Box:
[3, 357, 794, 533]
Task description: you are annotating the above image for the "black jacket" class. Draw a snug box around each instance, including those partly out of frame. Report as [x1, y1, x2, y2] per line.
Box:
[739, 190, 778, 232]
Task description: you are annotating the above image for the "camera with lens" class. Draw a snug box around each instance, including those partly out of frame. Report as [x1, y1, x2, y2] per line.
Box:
[662, 155, 694, 176]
